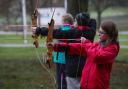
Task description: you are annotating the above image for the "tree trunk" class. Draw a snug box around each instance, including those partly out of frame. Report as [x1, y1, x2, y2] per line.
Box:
[67, 0, 88, 17]
[6, 13, 10, 25]
[79, 0, 88, 12]
[30, 0, 35, 15]
[97, 10, 101, 28]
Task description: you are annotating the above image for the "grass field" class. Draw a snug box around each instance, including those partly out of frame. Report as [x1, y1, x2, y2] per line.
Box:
[0, 35, 46, 44]
[0, 47, 128, 89]
[0, 47, 56, 89]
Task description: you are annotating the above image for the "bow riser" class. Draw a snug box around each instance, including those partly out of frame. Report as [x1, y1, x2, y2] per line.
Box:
[46, 19, 55, 68]
[31, 9, 39, 48]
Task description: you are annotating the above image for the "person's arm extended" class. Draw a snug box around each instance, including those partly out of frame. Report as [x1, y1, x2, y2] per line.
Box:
[53, 28, 76, 39]
[54, 43, 82, 55]
[54, 40, 91, 56]
[35, 27, 48, 36]
[35, 27, 75, 39]
[54, 28, 96, 41]
[35, 27, 95, 41]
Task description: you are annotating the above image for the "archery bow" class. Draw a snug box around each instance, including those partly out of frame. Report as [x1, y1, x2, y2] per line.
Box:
[31, 0, 57, 88]
[46, 9, 55, 68]
[31, 0, 39, 48]
[31, 9, 39, 48]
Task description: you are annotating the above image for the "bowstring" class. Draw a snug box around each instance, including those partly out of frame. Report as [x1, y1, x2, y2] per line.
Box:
[75, 0, 84, 78]
[51, 8, 56, 19]
[32, 0, 57, 88]
[33, 47, 57, 89]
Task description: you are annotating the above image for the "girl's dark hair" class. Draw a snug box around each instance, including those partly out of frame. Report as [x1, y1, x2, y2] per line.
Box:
[101, 21, 119, 44]
[75, 12, 90, 26]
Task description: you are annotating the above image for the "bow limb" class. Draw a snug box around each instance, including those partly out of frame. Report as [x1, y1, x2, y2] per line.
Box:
[46, 18, 55, 68]
[32, 9, 57, 88]
[31, 9, 39, 48]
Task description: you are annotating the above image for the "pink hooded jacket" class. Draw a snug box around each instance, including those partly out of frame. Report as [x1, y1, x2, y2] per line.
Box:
[55, 40, 119, 89]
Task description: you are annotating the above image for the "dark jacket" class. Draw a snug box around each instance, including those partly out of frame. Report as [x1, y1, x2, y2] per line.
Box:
[36, 19, 96, 42]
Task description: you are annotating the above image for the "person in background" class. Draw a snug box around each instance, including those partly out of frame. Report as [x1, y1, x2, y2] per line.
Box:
[35, 13, 74, 89]
[53, 21, 120, 89]
[53, 13, 74, 89]
[53, 12, 96, 89]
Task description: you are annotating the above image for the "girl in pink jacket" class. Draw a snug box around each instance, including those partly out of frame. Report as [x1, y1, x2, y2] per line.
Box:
[53, 21, 120, 89]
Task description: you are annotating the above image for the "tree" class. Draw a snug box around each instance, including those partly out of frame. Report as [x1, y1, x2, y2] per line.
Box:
[112, 0, 128, 7]
[0, 0, 14, 24]
[0, 0, 89, 24]
[67, 0, 88, 17]
[89, 0, 128, 28]
[90, 0, 112, 28]
[28, 0, 89, 19]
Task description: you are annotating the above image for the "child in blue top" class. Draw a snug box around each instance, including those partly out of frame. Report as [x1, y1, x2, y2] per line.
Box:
[54, 14, 74, 89]
[34, 13, 74, 89]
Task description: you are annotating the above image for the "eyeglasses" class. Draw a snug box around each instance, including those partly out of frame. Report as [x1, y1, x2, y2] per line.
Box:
[98, 31, 107, 34]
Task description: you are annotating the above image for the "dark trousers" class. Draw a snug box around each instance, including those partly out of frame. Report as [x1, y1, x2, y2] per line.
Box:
[56, 63, 67, 89]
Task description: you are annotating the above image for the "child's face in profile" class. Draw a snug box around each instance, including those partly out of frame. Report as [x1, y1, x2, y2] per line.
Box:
[98, 27, 109, 41]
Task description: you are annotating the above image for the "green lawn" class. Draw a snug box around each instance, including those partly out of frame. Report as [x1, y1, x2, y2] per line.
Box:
[0, 47, 45, 60]
[0, 34, 24, 44]
[0, 47, 128, 89]
[116, 48, 128, 63]
[0, 34, 46, 44]
[119, 34, 128, 39]
[0, 25, 128, 89]
[0, 47, 56, 89]
[110, 62, 128, 89]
